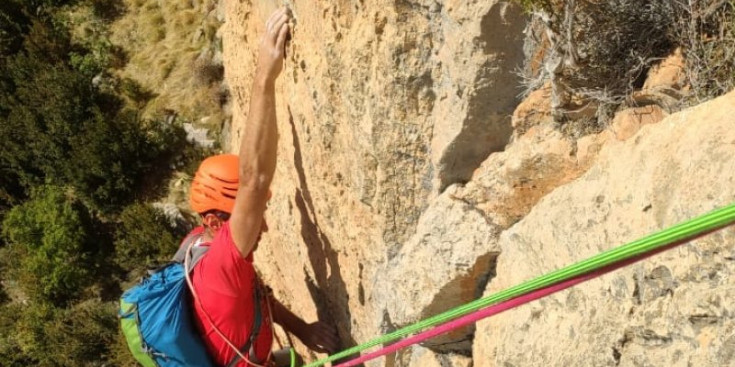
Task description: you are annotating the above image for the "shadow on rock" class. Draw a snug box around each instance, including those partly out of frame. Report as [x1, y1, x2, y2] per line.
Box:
[289, 108, 364, 366]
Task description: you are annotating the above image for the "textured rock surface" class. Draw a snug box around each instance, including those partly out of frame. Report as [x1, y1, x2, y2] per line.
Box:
[643, 48, 687, 93]
[405, 346, 472, 367]
[511, 82, 552, 137]
[222, 0, 528, 362]
[221, 1, 734, 366]
[610, 105, 668, 141]
[375, 188, 501, 353]
[474, 91, 735, 367]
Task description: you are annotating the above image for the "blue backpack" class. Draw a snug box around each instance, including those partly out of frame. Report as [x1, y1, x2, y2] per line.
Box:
[118, 234, 266, 367]
[118, 235, 213, 367]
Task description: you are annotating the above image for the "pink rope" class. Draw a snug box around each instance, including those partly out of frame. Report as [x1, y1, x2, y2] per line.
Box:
[334, 242, 682, 367]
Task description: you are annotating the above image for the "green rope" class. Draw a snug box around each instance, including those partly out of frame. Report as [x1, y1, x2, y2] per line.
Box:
[304, 202, 735, 367]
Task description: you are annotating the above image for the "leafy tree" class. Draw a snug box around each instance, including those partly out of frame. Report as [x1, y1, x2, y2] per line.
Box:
[0, 303, 37, 367]
[0, 17, 189, 214]
[0, 299, 130, 367]
[1, 185, 101, 306]
[0, 1, 32, 58]
[114, 202, 183, 272]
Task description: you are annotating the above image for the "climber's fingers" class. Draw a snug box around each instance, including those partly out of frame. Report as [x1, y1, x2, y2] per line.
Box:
[304, 321, 340, 354]
[275, 17, 290, 51]
[258, 8, 291, 79]
[265, 7, 287, 36]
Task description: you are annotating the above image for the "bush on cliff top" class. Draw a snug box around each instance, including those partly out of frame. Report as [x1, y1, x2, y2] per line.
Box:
[517, 0, 735, 127]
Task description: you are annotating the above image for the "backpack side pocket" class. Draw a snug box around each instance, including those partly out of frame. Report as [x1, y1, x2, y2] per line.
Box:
[119, 300, 159, 367]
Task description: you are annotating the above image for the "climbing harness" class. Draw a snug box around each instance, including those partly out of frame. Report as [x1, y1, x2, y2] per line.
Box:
[301, 202, 735, 367]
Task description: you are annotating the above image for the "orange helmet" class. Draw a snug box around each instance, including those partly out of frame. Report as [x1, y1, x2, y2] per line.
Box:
[189, 154, 239, 214]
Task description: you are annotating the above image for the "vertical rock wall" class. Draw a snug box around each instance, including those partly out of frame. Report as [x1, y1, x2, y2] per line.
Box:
[222, 0, 527, 364]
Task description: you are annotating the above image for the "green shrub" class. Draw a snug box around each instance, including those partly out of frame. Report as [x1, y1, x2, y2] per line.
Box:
[87, 0, 126, 22]
[0, 303, 37, 366]
[0, 285, 8, 304]
[1, 185, 101, 306]
[47, 300, 122, 366]
[0, 1, 205, 365]
[114, 202, 183, 272]
[119, 77, 157, 108]
[0, 299, 127, 366]
[0, 17, 191, 214]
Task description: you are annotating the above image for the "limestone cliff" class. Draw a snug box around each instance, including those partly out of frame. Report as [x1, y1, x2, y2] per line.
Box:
[221, 1, 734, 365]
[472, 85, 735, 367]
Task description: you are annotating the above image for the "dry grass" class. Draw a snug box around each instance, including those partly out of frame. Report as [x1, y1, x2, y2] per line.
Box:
[521, 0, 677, 126]
[518, 0, 735, 136]
[674, 0, 735, 105]
[109, 0, 226, 127]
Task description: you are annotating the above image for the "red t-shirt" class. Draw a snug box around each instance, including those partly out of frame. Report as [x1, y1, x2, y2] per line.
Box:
[190, 222, 274, 366]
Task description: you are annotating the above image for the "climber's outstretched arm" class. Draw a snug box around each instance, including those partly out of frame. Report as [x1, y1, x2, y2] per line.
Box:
[271, 298, 340, 354]
[230, 8, 290, 258]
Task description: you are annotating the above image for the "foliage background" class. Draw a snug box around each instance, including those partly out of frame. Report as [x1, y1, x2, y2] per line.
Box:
[0, 0, 220, 365]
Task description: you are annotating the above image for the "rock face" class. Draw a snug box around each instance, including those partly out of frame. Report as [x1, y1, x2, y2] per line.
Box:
[222, 0, 527, 362]
[221, 1, 735, 365]
[474, 92, 735, 367]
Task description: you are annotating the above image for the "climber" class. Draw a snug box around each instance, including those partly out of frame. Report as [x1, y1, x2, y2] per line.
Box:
[177, 7, 339, 367]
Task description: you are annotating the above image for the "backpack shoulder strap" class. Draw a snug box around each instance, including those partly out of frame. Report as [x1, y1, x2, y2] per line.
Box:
[187, 244, 209, 271]
[174, 231, 209, 270]
[172, 231, 201, 263]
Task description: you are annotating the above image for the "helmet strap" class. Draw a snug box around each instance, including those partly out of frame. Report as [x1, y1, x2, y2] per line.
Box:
[202, 213, 224, 232]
